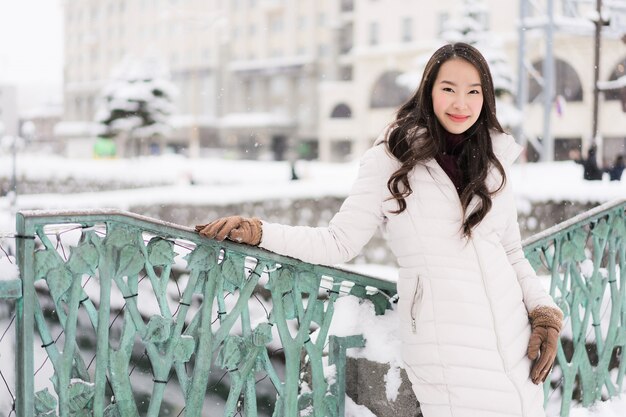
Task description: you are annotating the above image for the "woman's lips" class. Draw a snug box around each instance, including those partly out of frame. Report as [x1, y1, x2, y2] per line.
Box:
[447, 114, 470, 122]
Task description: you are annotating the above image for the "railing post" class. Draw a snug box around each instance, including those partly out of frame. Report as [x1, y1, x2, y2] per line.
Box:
[329, 334, 366, 417]
[15, 213, 35, 417]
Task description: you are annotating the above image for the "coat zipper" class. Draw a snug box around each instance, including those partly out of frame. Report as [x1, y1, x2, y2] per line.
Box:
[410, 275, 423, 333]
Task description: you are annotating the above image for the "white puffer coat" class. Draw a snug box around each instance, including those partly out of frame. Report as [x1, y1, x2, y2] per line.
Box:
[260, 130, 558, 417]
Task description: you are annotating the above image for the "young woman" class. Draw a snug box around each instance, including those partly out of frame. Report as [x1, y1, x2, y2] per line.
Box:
[196, 43, 563, 417]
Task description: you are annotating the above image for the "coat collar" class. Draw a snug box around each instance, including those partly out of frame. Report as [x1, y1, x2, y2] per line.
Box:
[373, 125, 521, 224]
[374, 125, 522, 168]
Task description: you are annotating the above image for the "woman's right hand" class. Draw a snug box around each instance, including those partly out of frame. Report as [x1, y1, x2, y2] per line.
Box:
[195, 216, 263, 246]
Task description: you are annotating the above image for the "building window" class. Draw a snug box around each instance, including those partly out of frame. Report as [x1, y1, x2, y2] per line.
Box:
[555, 137, 582, 161]
[369, 22, 379, 46]
[318, 44, 329, 57]
[528, 58, 584, 102]
[270, 16, 283, 32]
[331, 140, 352, 162]
[318, 13, 326, 26]
[402, 17, 412, 42]
[339, 23, 353, 54]
[605, 57, 626, 101]
[330, 103, 352, 118]
[370, 71, 413, 108]
[298, 16, 307, 29]
[341, 0, 354, 12]
[340, 65, 353, 81]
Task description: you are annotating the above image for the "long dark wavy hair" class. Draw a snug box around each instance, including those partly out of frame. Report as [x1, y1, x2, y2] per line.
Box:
[386, 42, 506, 237]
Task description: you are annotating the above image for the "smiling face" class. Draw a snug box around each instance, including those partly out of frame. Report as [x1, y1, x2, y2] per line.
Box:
[431, 58, 484, 135]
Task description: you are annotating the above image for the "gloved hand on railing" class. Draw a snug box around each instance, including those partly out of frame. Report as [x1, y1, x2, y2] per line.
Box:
[195, 216, 263, 246]
[528, 306, 563, 384]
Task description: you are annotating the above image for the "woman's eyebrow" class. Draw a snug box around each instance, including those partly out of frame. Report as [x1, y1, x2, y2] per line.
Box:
[440, 80, 482, 87]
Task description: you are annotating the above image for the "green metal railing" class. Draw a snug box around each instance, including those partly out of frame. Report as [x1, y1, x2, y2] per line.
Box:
[6, 209, 395, 417]
[523, 198, 626, 416]
[0, 197, 623, 416]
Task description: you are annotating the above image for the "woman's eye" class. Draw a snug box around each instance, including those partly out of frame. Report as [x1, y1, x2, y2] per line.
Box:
[443, 87, 454, 92]
[469, 89, 481, 94]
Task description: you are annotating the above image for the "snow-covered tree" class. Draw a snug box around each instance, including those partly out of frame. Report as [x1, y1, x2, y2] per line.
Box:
[95, 56, 178, 157]
[440, 0, 521, 127]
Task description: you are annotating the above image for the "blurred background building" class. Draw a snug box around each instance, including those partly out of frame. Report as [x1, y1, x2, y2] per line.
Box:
[0, 85, 18, 137]
[50, 0, 626, 164]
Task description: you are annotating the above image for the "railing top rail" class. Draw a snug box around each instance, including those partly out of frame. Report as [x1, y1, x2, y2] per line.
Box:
[17, 208, 397, 292]
[522, 197, 625, 250]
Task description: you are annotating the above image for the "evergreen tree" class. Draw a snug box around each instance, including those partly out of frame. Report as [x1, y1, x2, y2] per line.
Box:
[95, 56, 178, 157]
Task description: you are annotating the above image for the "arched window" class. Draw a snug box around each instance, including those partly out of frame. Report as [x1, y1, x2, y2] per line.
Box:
[370, 71, 412, 109]
[330, 103, 352, 118]
[528, 58, 583, 102]
[604, 57, 626, 101]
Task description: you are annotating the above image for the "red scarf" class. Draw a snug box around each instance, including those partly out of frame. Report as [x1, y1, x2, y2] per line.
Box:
[434, 132, 468, 196]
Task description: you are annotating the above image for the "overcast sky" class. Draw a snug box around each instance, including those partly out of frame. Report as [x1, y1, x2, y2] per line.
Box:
[0, 0, 63, 108]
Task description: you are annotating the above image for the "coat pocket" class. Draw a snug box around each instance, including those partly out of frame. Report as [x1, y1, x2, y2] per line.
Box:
[410, 275, 424, 334]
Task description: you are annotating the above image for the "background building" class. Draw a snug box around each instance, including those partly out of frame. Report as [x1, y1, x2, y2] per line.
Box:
[0, 85, 18, 137]
[60, 0, 221, 157]
[58, 0, 626, 163]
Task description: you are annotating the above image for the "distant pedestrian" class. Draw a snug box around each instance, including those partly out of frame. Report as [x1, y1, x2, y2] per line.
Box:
[571, 145, 603, 181]
[196, 43, 562, 417]
[606, 155, 624, 181]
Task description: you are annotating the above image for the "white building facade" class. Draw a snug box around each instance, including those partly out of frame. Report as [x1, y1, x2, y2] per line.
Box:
[60, 0, 626, 163]
[318, 0, 626, 163]
[0, 85, 19, 137]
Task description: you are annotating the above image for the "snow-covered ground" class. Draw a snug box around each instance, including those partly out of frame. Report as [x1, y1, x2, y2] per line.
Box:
[0, 153, 624, 214]
[0, 153, 625, 416]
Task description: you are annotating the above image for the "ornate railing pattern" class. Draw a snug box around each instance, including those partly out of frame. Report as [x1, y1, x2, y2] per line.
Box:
[0, 198, 623, 417]
[8, 210, 395, 417]
[523, 198, 626, 417]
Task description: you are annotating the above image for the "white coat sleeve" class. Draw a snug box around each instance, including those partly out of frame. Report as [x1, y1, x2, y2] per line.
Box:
[258, 146, 387, 266]
[500, 192, 560, 313]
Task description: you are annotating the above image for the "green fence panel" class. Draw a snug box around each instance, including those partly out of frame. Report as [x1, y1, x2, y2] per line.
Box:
[523, 198, 626, 416]
[13, 209, 395, 417]
[7, 197, 625, 417]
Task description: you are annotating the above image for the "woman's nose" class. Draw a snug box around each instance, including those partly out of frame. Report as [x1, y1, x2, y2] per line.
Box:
[453, 95, 467, 109]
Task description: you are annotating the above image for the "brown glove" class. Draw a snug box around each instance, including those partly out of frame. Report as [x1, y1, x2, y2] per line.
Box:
[528, 306, 563, 384]
[195, 216, 263, 246]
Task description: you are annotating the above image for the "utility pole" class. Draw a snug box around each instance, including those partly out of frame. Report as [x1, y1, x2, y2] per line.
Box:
[515, 0, 529, 160]
[591, 0, 602, 147]
[541, 0, 555, 162]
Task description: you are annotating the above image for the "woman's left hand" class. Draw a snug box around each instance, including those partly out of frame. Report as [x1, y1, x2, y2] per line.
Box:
[528, 325, 559, 384]
[527, 306, 563, 384]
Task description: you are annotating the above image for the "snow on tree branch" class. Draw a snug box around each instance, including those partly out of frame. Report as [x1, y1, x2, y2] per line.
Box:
[95, 56, 179, 146]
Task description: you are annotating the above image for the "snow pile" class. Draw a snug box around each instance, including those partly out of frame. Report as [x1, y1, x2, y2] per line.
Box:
[0, 256, 18, 281]
[327, 295, 403, 403]
[555, 394, 626, 417]
[345, 396, 378, 417]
